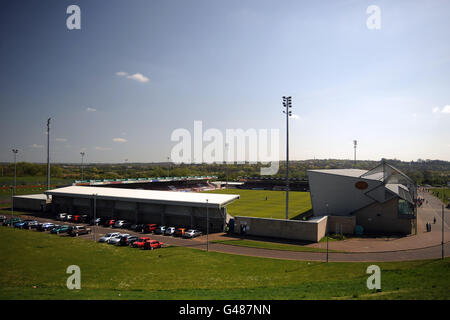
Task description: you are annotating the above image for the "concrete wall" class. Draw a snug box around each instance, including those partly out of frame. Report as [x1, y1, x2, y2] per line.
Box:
[233, 216, 328, 243]
[355, 198, 413, 235]
[327, 215, 356, 235]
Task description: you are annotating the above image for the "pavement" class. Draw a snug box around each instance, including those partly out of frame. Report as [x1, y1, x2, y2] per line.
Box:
[2, 190, 448, 262]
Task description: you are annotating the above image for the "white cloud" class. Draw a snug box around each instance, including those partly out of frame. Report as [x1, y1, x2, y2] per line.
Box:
[127, 73, 149, 83]
[116, 71, 149, 83]
[86, 107, 97, 112]
[31, 144, 44, 148]
[112, 138, 127, 143]
[442, 105, 450, 114]
[95, 146, 112, 151]
[55, 138, 67, 142]
[432, 105, 450, 114]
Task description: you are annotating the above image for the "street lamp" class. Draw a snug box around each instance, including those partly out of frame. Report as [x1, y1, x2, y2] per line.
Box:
[167, 156, 171, 178]
[353, 140, 357, 166]
[282, 96, 292, 220]
[80, 152, 85, 180]
[46, 118, 51, 191]
[206, 199, 209, 252]
[124, 159, 128, 178]
[11, 149, 18, 226]
[225, 143, 229, 189]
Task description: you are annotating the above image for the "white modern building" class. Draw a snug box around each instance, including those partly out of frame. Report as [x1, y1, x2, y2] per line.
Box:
[307, 161, 417, 235]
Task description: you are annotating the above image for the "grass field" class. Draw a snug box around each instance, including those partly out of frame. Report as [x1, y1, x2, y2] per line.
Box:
[202, 189, 312, 219]
[0, 227, 449, 300]
[430, 187, 450, 204]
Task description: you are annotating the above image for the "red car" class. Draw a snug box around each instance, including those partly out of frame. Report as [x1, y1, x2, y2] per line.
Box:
[143, 240, 164, 250]
[132, 237, 151, 248]
[104, 219, 116, 227]
[143, 224, 157, 233]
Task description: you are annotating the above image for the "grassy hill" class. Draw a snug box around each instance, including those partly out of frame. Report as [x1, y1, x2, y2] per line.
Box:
[0, 227, 448, 300]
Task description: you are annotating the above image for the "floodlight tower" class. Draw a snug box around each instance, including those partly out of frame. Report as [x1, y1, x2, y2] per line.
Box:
[353, 140, 357, 166]
[80, 152, 85, 180]
[282, 96, 292, 220]
[46, 118, 51, 191]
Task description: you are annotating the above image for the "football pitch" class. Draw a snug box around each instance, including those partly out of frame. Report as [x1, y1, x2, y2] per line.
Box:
[202, 189, 312, 219]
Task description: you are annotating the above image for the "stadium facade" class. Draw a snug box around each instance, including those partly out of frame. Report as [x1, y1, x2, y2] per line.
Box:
[45, 186, 239, 233]
[307, 161, 417, 235]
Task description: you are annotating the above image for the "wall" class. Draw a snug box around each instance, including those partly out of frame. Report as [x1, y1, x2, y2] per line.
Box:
[233, 216, 328, 242]
[327, 215, 356, 234]
[355, 198, 414, 235]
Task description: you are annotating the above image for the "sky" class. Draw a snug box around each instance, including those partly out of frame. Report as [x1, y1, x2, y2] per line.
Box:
[0, 0, 449, 164]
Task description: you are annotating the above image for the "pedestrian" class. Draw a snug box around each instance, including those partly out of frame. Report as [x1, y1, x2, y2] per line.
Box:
[434, 217, 436, 224]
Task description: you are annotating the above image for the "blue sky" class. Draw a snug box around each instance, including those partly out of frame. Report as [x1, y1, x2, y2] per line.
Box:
[0, 0, 449, 163]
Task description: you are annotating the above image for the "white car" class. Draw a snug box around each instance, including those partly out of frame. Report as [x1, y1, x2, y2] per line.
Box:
[164, 227, 176, 236]
[98, 232, 121, 243]
[113, 220, 126, 228]
[108, 233, 129, 245]
[56, 213, 67, 221]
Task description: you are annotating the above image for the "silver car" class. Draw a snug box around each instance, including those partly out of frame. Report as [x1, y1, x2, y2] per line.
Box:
[183, 229, 202, 238]
[98, 232, 121, 243]
[108, 233, 129, 245]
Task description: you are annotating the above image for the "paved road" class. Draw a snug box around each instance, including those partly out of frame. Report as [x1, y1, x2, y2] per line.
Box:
[3, 210, 449, 262]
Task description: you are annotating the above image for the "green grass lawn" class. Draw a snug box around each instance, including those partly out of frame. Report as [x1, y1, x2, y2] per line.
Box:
[430, 187, 450, 204]
[211, 239, 342, 253]
[202, 189, 312, 219]
[0, 227, 449, 300]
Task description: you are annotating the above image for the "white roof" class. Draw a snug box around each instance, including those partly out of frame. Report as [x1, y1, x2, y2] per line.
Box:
[13, 194, 50, 201]
[45, 186, 239, 208]
[307, 169, 368, 178]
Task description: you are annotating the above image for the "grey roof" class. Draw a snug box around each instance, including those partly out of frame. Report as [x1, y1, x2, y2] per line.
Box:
[307, 169, 368, 178]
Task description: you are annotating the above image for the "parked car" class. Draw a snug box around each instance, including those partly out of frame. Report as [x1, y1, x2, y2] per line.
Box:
[121, 221, 133, 229]
[50, 225, 70, 234]
[183, 229, 202, 238]
[98, 232, 121, 243]
[143, 224, 158, 233]
[174, 228, 186, 237]
[131, 237, 151, 248]
[0, 215, 7, 223]
[56, 213, 67, 221]
[154, 226, 166, 235]
[164, 227, 176, 236]
[143, 240, 164, 250]
[132, 224, 145, 232]
[89, 217, 105, 226]
[37, 222, 56, 231]
[108, 233, 129, 245]
[103, 219, 116, 228]
[117, 235, 139, 246]
[113, 220, 127, 228]
[80, 215, 90, 223]
[3, 217, 21, 226]
[14, 219, 33, 229]
[68, 225, 91, 237]
[23, 220, 39, 230]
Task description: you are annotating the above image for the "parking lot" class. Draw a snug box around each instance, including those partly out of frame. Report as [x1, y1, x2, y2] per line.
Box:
[0, 213, 209, 251]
